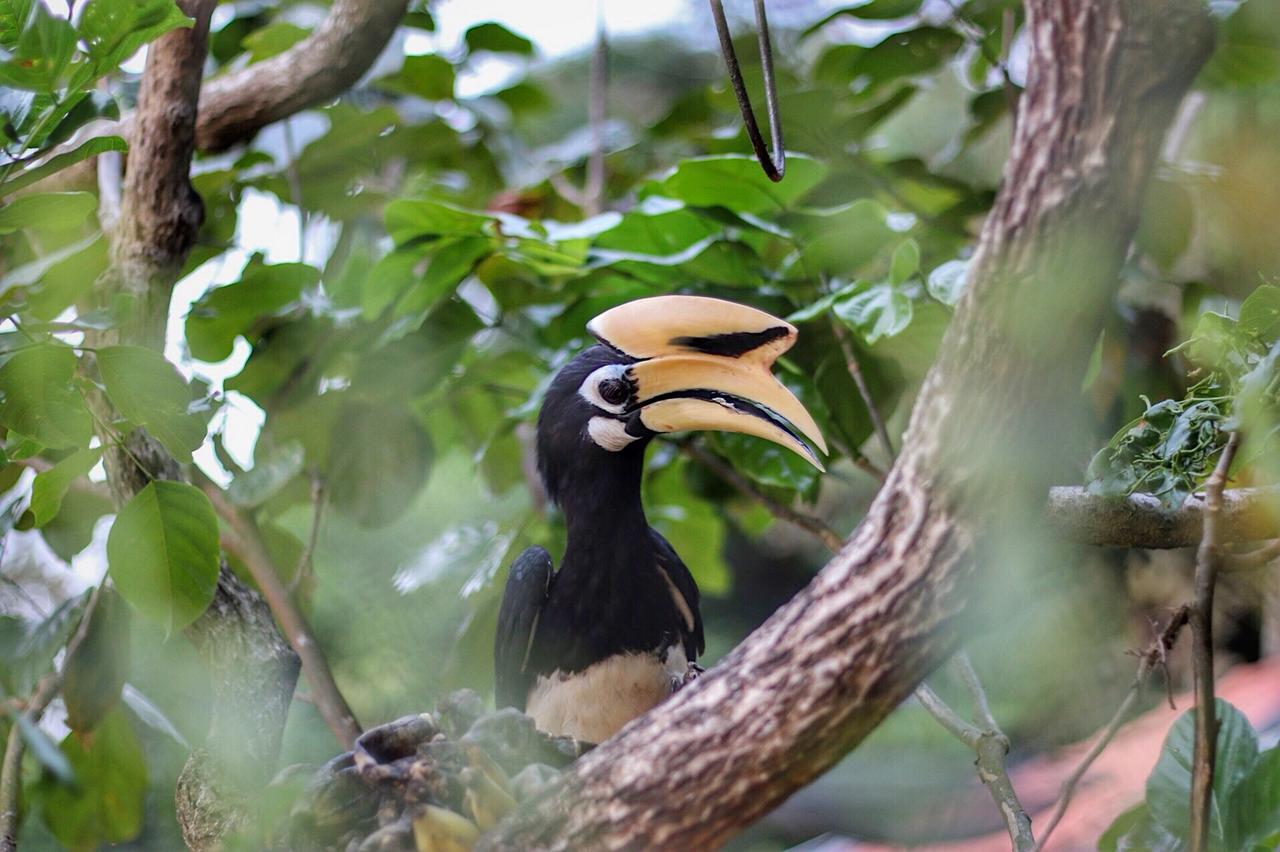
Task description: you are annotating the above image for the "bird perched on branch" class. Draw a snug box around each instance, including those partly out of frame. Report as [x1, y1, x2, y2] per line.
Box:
[494, 295, 826, 743]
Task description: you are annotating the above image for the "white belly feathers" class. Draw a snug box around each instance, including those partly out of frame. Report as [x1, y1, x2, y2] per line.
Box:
[526, 646, 688, 743]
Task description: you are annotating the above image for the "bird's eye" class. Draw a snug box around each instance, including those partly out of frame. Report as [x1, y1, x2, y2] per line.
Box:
[598, 377, 630, 406]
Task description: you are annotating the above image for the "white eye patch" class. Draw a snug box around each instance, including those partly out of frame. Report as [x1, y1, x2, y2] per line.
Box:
[578, 363, 634, 414]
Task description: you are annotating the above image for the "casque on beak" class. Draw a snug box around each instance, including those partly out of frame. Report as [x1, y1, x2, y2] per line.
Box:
[587, 296, 828, 470]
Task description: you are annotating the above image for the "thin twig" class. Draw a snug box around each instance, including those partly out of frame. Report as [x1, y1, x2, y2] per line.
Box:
[1031, 605, 1191, 852]
[914, 654, 1034, 852]
[0, 673, 61, 852]
[287, 470, 326, 595]
[583, 4, 607, 217]
[828, 317, 895, 463]
[201, 481, 362, 750]
[1189, 432, 1239, 852]
[683, 442, 844, 552]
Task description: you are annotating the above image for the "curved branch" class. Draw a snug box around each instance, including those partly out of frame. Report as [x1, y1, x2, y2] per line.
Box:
[1046, 486, 1279, 549]
[193, 0, 408, 151]
[479, 1, 1215, 847]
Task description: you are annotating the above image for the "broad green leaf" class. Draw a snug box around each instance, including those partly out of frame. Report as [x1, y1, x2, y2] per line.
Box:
[44, 90, 119, 148]
[62, 586, 130, 733]
[78, 0, 192, 73]
[40, 708, 146, 848]
[2, 591, 88, 696]
[106, 480, 219, 635]
[1230, 747, 1280, 849]
[27, 446, 101, 527]
[659, 154, 826, 215]
[1100, 804, 1187, 852]
[834, 282, 913, 344]
[708, 432, 820, 493]
[1239, 284, 1280, 341]
[395, 236, 491, 319]
[385, 199, 493, 243]
[0, 135, 127, 197]
[241, 21, 308, 62]
[0, 232, 101, 302]
[0, 0, 34, 50]
[594, 203, 717, 255]
[464, 21, 534, 55]
[927, 259, 968, 306]
[0, 342, 92, 448]
[889, 238, 920, 284]
[41, 486, 113, 560]
[1137, 179, 1194, 270]
[0, 3, 74, 92]
[1147, 699, 1259, 845]
[121, 683, 189, 748]
[377, 53, 455, 101]
[815, 27, 964, 89]
[12, 710, 75, 783]
[0, 191, 96, 233]
[185, 261, 317, 361]
[804, 0, 923, 35]
[226, 441, 304, 507]
[97, 345, 205, 462]
[787, 199, 894, 275]
[328, 403, 434, 528]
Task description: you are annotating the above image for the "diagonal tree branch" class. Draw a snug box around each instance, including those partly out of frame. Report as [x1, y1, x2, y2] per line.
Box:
[479, 2, 1215, 846]
[1046, 485, 1279, 549]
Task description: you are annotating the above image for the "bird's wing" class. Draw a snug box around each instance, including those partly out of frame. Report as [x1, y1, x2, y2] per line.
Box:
[649, 529, 706, 659]
[494, 546, 554, 711]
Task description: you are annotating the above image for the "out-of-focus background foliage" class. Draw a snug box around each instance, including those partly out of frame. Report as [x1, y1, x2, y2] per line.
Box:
[2, 0, 1280, 848]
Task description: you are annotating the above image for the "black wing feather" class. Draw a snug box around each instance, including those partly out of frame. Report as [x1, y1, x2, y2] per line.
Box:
[494, 546, 554, 711]
[649, 529, 706, 659]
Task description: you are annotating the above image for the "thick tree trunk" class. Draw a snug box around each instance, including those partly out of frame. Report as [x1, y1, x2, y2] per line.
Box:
[479, 1, 1215, 848]
[85, 3, 301, 848]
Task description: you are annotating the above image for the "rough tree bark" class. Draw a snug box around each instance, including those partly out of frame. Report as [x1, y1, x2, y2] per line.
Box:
[83, 3, 300, 848]
[479, 1, 1216, 848]
[1047, 486, 1280, 548]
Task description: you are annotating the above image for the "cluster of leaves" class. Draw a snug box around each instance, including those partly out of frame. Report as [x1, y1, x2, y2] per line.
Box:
[1087, 284, 1280, 507]
[1102, 699, 1280, 851]
[0, 0, 192, 196]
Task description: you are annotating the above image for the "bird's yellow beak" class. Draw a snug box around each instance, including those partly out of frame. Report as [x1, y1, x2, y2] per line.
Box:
[587, 296, 828, 470]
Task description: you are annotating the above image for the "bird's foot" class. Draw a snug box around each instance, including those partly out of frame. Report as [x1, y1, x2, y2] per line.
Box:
[680, 662, 705, 687]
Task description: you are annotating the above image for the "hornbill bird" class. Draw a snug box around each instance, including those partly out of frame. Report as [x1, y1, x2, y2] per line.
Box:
[494, 295, 826, 743]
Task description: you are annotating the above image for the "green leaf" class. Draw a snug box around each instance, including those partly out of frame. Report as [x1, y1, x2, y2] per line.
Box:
[1230, 747, 1280, 849]
[804, 0, 923, 35]
[464, 21, 534, 55]
[0, 3, 75, 92]
[225, 441, 304, 508]
[815, 27, 965, 89]
[240, 21, 308, 63]
[2, 591, 88, 696]
[41, 487, 113, 560]
[12, 709, 75, 783]
[1239, 284, 1280, 341]
[185, 261, 317, 361]
[787, 199, 894, 275]
[395, 236, 491, 319]
[0, 191, 95, 234]
[0, 135, 127, 197]
[0, 343, 92, 448]
[708, 432, 820, 493]
[377, 53, 455, 100]
[97, 345, 205, 462]
[1147, 699, 1259, 845]
[927, 259, 968, 306]
[659, 154, 827, 215]
[40, 708, 146, 848]
[834, 282, 913, 344]
[62, 587, 130, 733]
[0, 232, 100, 302]
[78, 0, 192, 73]
[1100, 803, 1187, 852]
[646, 460, 729, 595]
[27, 446, 101, 527]
[0, 0, 34, 50]
[384, 199, 493, 243]
[889, 238, 919, 284]
[106, 480, 220, 635]
[327, 404, 434, 528]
